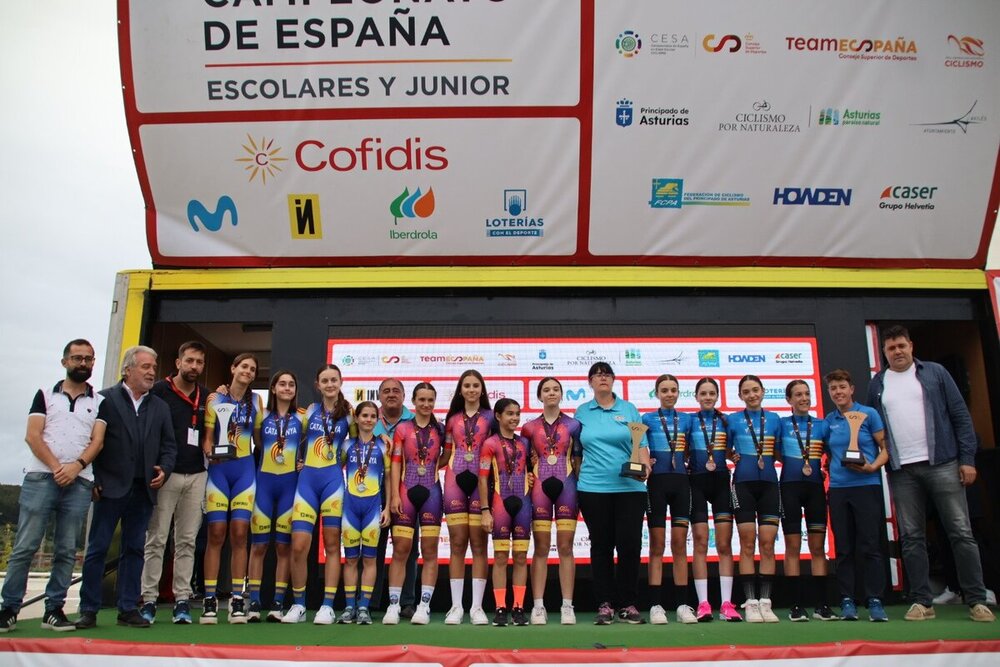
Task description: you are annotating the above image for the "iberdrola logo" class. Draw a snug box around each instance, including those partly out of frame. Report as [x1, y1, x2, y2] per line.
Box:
[390, 187, 435, 225]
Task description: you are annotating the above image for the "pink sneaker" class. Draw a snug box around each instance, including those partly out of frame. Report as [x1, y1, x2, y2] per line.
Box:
[719, 600, 743, 622]
[696, 601, 713, 622]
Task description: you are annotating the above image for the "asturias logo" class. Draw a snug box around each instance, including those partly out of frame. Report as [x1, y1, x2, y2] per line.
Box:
[235, 135, 287, 185]
[616, 99, 633, 127]
[188, 196, 238, 232]
[817, 107, 881, 127]
[616, 30, 642, 58]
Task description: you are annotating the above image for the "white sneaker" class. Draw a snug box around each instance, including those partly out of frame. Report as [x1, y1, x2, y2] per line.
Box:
[313, 605, 335, 625]
[560, 604, 576, 625]
[444, 606, 465, 625]
[530, 606, 547, 625]
[760, 598, 779, 623]
[649, 604, 668, 625]
[470, 607, 489, 626]
[281, 604, 306, 624]
[411, 602, 431, 625]
[382, 603, 401, 625]
[676, 604, 698, 624]
[933, 587, 962, 606]
[745, 599, 764, 623]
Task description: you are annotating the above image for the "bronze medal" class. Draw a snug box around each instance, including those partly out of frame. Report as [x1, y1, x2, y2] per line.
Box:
[706, 458, 717, 472]
[757, 457, 765, 470]
[802, 462, 813, 476]
[546, 454, 558, 465]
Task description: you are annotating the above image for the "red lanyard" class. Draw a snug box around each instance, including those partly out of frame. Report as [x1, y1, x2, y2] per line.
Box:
[167, 376, 201, 428]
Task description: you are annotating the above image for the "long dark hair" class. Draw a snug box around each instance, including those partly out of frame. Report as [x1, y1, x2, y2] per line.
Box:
[446, 369, 491, 422]
[411, 381, 441, 431]
[266, 369, 299, 413]
[315, 363, 351, 421]
[695, 377, 726, 426]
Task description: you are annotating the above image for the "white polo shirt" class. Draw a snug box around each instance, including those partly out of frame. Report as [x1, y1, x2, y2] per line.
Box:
[27, 381, 106, 481]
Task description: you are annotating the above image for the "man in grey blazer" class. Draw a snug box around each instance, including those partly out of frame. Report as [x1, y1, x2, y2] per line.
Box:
[76, 345, 176, 629]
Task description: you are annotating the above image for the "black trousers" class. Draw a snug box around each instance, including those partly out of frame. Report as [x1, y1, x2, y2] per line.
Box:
[578, 490, 647, 609]
[828, 485, 886, 601]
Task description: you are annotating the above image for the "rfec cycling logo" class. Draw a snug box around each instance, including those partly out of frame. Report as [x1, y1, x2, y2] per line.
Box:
[235, 134, 287, 185]
[945, 35, 985, 68]
[616, 30, 642, 58]
[389, 187, 437, 240]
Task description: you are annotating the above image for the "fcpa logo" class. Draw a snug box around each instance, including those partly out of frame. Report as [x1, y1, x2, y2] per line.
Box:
[650, 178, 683, 208]
[187, 196, 238, 232]
[698, 350, 720, 367]
[389, 187, 435, 224]
[288, 194, 322, 239]
[616, 99, 633, 127]
[235, 134, 287, 185]
[616, 30, 642, 58]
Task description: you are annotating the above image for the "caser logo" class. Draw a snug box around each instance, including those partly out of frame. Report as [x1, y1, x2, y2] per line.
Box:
[879, 185, 937, 211]
[187, 196, 238, 232]
[296, 137, 447, 172]
[773, 187, 852, 206]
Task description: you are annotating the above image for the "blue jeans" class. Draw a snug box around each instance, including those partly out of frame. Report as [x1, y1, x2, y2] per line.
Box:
[1, 473, 93, 613]
[889, 460, 987, 606]
[79, 480, 154, 614]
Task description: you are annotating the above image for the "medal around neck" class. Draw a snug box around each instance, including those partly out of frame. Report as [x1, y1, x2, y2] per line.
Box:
[841, 411, 868, 466]
[620, 422, 649, 479]
[212, 403, 238, 460]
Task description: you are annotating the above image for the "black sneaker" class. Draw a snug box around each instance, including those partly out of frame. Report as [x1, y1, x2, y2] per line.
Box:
[813, 605, 840, 621]
[594, 602, 614, 625]
[266, 600, 283, 623]
[229, 596, 248, 624]
[173, 600, 193, 624]
[41, 607, 76, 632]
[200, 597, 218, 625]
[511, 606, 528, 626]
[0, 608, 17, 633]
[117, 609, 151, 628]
[788, 605, 809, 622]
[493, 606, 509, 626]
[140, 601, 157, 625]
[617, 605, 645, 624]
[400, 604, 416, 619]
[75, 611, 97, 629]
[247, 599, 262, 623]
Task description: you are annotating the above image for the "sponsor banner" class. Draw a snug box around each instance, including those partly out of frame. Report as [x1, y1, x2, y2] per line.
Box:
[331, 336, 822, 562]
[141, 119, 578, 259]
[126, 0, 580, 112]
[124, 0, 1000, 268]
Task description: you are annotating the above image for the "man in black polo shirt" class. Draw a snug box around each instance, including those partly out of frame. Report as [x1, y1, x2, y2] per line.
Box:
[140, 341, 209, 625]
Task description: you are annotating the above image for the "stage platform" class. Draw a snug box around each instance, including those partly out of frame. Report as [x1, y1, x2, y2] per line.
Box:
[1, 604, 997, 666]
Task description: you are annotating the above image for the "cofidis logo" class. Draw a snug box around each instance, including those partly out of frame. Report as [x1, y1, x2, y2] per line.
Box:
[235, 135, 287, 184]
[296, 136, 447, 172]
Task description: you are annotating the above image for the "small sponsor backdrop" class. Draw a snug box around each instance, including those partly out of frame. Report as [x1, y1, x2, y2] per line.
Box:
[120, 0, 1000, 268]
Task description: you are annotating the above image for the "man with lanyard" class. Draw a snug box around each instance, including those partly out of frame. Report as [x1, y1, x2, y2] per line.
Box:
[0, 340, 106, 633]
[371, 379, 416, 615]
[140, 341, 209, 625]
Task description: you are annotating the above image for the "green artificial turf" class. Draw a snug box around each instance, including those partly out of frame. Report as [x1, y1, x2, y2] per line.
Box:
[5, 604, 998, 649]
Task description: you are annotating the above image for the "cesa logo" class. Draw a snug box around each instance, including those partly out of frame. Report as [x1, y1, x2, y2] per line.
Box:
[703, 33, 742, 53]
[187, 196, 238, 232]
[773, 187, 852, 206]
[616, 30, 642, 58]
[295, 137, 448, 172]
[390, 187, 435, 224]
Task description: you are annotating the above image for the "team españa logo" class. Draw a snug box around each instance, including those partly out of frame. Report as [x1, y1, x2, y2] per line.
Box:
[390, 187, 436, 225]
[235, 134, 288, 185]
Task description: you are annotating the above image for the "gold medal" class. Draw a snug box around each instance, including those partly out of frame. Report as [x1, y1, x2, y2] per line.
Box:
[546, 454, 558, 465]
[757, 457, 765, 470]
[464, 451, 474, 463]
[706, 458, 717, 472]
[417, 465, 427, 475]
[802, 462, 813, 476]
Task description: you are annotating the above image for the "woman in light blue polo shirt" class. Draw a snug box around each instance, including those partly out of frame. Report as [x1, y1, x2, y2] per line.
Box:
[574, 362, 650, 625]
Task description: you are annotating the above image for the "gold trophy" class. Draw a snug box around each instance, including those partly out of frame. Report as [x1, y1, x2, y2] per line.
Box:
[211, 403, 237, 460]
[841, 411, 867, 466]
[620, 422, 649, 479]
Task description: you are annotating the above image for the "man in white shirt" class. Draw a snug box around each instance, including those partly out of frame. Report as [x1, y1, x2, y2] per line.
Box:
[867, 325, 994, 623]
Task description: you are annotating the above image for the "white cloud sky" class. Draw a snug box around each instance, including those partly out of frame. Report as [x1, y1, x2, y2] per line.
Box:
[0, 2, 149, 483]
